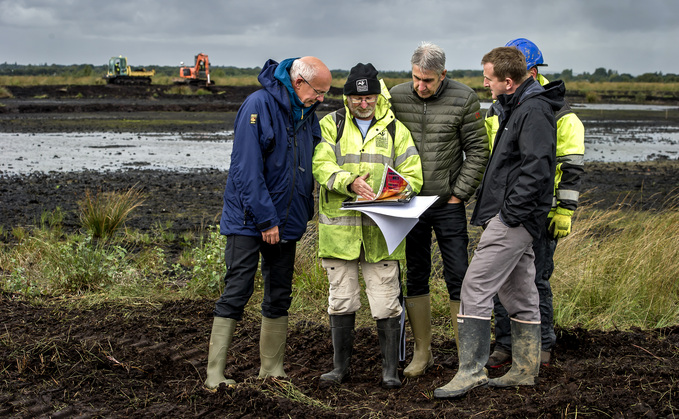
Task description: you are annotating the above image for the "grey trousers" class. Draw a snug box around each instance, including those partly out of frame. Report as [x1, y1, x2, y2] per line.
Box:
[459, 215, 540, 323]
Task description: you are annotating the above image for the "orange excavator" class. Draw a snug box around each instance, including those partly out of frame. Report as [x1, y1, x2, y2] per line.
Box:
[175, 53, 213, 86]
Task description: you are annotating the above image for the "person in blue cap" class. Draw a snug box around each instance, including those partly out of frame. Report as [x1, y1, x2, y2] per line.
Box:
[485, 38, 585, 369]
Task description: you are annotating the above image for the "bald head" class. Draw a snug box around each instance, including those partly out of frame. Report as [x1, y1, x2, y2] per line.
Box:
[294, 56, 331, 85]
[291, 56, 332, 107]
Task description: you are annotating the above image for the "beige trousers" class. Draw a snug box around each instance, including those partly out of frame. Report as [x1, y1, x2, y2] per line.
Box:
[322, 250, 401, 320]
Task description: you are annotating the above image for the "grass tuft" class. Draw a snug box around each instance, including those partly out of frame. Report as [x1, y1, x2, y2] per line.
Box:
[79, 185, 146, 239]
[0, 86, 13, 98]
[2, 190, 678, 331]
[553, 194, 679, 329]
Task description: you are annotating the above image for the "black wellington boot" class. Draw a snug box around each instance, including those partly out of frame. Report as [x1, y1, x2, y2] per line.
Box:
[320, 313, 355, 385]
[377, 317, 402, 389]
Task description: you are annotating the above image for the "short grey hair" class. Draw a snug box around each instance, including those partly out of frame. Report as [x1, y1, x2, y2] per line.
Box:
[290, 59, 317, 81]
[411, 42, 446, 75]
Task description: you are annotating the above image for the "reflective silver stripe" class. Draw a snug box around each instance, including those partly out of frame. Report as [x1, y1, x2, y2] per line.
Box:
[394, 145, 419, 168]
[340, 153, 361, 165]
[362, 217, 378, 227]
[319, 214, 361, 227]
[361, 153, 393, 165]
[557, 189, 580, 201]
[338, 152, 394, 166]
[327, 170, 352, 191]
[319, 213, 377, 227]
[331, 141, 344, 166]
[327, 172, 337, 190]
[557, 153, 585, 166]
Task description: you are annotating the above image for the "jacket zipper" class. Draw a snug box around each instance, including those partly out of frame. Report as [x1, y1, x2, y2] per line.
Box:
[279, 129, 298, 237]
[421, 101, 427, 145]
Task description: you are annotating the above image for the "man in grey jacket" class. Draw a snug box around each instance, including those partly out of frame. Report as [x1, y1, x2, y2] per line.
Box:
[390, 42, 488, 378]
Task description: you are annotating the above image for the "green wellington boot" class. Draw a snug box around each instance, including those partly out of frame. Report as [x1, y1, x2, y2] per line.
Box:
[258, 316, 289, 379]
[450, 300, 461, 357]
[403, 294, 434, 378]
[434, 316, 490, 399]
[204, 316, 237, 390]
[489, 319, 540, 387]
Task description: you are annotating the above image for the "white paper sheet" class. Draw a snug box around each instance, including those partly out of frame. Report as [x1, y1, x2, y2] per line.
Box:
[342, 195, 439, 254]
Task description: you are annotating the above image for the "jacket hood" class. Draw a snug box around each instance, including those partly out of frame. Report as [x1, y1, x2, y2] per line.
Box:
[257, 59, 291, 110]
[535, 80, 566, 112]
[257, 58, 321, 125]
[498, 77, 565, 113]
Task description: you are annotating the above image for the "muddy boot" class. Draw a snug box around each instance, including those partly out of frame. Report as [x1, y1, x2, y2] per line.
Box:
[204, 316, 237, 390]
[377, 317, 402, 389]
[489, 320, 540, 387]
[449, 300, 461, 357]
[258, 316, 288, 379]
[403, 294, 434, 378]
[320, 313, 355, 385]
[434, 316, 490, 399]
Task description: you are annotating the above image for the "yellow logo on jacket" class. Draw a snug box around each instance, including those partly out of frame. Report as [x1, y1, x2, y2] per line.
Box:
[250, 114, 258, 124]
[376, 131, 389, 149]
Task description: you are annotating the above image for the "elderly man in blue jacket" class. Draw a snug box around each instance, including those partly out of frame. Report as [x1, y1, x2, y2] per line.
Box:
[204, 56, 331, 390]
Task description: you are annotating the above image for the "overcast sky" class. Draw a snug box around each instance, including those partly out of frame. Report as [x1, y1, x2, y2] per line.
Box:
[1, 0, 677, 76]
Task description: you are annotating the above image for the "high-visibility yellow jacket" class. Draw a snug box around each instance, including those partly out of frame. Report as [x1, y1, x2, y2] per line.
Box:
[313, 81, 423, 263]
[485, 74, 585, 215]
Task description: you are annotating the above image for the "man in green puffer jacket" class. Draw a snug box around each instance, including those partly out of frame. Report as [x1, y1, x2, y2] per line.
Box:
[313, 63, 423, 389]
[390, 42, 488, 378]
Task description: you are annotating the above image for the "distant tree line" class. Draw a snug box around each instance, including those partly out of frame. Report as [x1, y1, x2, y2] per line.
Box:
[1, 62, 678, 83]
[0, 62, 264, 79]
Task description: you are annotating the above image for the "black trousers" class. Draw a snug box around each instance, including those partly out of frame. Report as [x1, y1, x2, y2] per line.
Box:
[405, 203, 469, 300]
[213, 235, 297, 320]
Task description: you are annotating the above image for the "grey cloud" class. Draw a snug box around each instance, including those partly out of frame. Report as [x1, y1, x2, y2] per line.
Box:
[1, 0, 677, 75]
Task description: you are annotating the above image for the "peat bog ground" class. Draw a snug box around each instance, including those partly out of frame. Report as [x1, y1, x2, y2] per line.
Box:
[1, 84, 678, 418]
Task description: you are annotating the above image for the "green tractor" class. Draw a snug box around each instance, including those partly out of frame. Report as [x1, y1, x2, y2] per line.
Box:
[103, 56, 155, 85]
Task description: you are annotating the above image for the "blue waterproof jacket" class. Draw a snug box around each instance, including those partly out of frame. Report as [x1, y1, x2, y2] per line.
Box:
[220, 59, 321, 241]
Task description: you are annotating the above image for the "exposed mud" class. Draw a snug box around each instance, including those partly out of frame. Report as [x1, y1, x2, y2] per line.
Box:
[2, 295, 677, 418]
[1, 85, 678, 417]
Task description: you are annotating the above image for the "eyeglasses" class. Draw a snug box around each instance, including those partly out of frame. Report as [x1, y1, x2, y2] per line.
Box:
[349, 96, 377, 105]
[300, 74, 328, 98]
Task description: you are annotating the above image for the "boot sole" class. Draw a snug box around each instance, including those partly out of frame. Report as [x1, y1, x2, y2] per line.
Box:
[488, 380, 536, 388]
[203, 381, 237, 393]
[403, 358, 435, 378]
[319, 373, 350, 387]
[433, 382, 488, 399]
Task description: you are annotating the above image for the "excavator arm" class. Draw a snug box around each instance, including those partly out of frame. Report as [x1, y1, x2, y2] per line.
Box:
[177, 53, 212, 86]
